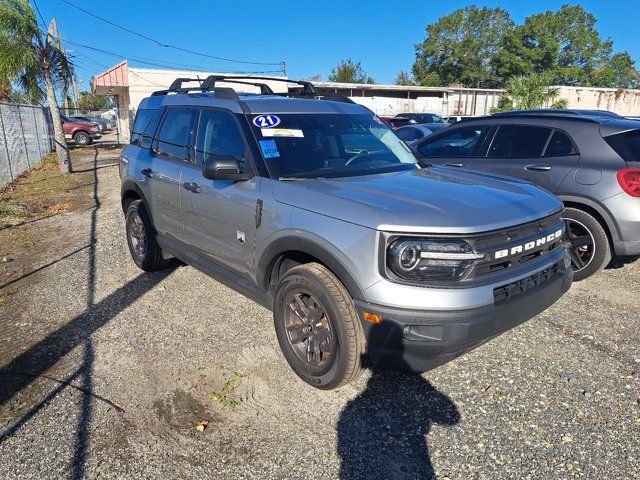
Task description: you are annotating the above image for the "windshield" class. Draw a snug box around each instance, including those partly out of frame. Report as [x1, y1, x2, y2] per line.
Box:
[248, 113, 419, 179]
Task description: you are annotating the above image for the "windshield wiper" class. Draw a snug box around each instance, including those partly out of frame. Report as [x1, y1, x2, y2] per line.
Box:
[278, 176, 325, 181]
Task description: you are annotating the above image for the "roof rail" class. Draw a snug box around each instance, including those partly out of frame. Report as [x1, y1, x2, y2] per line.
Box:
[200, 75, 274, 95]
[201, 75, 317, 95]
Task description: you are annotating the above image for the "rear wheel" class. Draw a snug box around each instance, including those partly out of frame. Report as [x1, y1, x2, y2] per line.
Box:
[73, 131, 92, 146]
[125, 200, 171, 271]
[273, 263, 366, 390]
[562, 207, 611, 281]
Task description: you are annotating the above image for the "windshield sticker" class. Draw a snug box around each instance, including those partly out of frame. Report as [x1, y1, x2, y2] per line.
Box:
[261, 128, 304, 138]
[259, 139, 280, 158]
[253, 115, 281, 128]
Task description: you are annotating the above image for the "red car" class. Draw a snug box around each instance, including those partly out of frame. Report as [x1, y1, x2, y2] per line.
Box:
[379, 116, 413, 131]
[61, 115, 102, 146]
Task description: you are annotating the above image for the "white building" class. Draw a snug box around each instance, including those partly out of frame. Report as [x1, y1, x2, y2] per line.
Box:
[92, 61, 640, 141]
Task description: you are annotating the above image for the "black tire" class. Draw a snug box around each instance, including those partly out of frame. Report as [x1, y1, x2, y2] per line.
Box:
[125, 199, 170, 271]
[562, 207, 611, 281]
[73, 131, 92, 146]
[273, 263, 366, 390]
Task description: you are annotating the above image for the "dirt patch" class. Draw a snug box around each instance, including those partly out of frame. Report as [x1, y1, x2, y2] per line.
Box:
[153, 389, 219, 435]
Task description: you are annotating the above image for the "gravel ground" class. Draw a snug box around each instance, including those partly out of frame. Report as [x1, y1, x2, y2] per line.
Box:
[0, 151, 638, 479]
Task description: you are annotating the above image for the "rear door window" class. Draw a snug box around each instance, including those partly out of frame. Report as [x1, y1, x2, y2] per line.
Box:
[604, 129, 640, 163]
[417, 126, 488, 158]
[488, 125, 552, 159]
[544, 130, 578, 157]
[155, 108, 196, 162]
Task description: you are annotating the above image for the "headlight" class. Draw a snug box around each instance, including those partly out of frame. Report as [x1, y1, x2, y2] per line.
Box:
[386, 238, 486, 283]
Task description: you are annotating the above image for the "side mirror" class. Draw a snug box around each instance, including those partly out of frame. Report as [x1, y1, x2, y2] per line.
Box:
[202, 156, 253, 181]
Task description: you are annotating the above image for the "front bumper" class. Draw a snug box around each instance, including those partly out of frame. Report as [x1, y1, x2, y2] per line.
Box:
[355, 260, 573, 373]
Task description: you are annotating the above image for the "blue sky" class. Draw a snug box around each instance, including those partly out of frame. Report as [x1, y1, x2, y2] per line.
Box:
[38, 0, 640, 90]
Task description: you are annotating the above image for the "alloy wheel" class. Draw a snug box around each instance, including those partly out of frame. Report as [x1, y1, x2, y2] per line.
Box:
[284, 292, 334, 368]
[563, 218, 596, 272]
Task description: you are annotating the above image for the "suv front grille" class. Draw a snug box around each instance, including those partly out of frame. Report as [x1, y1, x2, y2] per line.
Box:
[493, 262, 560, 302]
[465, 212, 564, 279]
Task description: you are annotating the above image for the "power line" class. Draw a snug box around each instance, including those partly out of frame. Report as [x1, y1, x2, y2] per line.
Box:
[63, 38, 283, 74]
[31, 0, 47, 30]
[58, 0, 283, 68]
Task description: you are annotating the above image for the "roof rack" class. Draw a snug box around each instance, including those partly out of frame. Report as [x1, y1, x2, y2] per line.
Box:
[200, 75, 317, 95]
[150, 75, 357, 106]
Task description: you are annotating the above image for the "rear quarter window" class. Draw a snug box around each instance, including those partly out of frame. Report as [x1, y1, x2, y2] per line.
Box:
[604, 129, 640, 163]
[130, 109, 156, 144]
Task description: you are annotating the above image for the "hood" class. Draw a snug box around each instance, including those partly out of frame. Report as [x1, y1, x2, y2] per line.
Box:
[271, 166, 562, 234]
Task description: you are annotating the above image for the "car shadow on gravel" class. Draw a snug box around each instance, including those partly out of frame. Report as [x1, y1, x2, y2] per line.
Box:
[337, 362, 460, 480]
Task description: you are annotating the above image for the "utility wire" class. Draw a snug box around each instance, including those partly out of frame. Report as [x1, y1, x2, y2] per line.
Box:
[31, 0, 47, 30]
[64, 38, 282, 74]
[58, 0, 283, 67]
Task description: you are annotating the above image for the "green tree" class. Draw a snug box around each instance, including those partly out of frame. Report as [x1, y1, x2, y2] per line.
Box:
[492, 5, 630, 87]
[328, 59, 374, 84]
[591, 52, 640, 89]
[412, 6, 514, 88]
[0, 1, 75, 173]
[492, 72, 568, 113]
[394, 71, 416, 86]
[75, 90, 111, 111]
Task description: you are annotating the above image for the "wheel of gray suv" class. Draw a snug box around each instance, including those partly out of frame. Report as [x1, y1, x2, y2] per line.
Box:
[125, 199, 171, 271]
[273, 263, 366, 390]
[562, 207, 611, 281]
[73, 131, 92, 146]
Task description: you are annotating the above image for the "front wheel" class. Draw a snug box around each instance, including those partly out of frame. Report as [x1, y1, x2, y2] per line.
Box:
[273, 263, 366, 390]
[562, 207, 611, 281]
[73, 131, 92, 146]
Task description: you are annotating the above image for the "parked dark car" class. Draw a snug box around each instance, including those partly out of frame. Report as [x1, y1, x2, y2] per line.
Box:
[396, 112, 445, 124]
[412, 111, 640, 281]
[395, 124, 449, 147]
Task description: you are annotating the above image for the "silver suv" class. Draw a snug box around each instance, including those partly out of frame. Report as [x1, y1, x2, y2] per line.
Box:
[120, 76, 573, 389]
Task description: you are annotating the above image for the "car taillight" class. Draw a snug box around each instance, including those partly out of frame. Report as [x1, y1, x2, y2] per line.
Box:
[617, 168, 640, 197]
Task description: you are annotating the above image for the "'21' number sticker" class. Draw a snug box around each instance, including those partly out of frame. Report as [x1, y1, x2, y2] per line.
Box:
[253, 115, 281, 128]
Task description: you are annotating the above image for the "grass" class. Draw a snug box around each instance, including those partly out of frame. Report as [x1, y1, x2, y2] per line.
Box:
[209, 370, 245, 410]
[0, 152, 96, 227]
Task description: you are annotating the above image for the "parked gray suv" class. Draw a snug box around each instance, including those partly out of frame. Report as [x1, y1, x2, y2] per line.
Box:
[120, 76, 573, 389]
[413, 110, 640, 280]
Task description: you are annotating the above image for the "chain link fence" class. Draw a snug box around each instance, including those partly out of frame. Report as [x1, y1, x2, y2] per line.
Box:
[0, 102, 54, 188]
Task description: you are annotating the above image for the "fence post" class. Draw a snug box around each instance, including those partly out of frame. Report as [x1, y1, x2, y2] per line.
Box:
[0, 104, 13, 182]
[16, 105, 30, 169]
[31, 106, 43, 161]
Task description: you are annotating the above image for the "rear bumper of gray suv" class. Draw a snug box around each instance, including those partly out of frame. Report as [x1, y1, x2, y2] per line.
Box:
[355, 259, 573, 373]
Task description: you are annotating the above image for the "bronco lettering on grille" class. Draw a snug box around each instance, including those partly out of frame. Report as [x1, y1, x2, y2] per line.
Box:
[494, 229, 563, 260]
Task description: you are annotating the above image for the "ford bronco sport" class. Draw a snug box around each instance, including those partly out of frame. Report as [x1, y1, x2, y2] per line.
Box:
[120, 76, 573, 390]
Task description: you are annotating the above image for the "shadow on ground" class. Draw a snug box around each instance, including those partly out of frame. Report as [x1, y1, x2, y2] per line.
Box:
[0, 149, 173, 478]
[338, 345, 459, 480]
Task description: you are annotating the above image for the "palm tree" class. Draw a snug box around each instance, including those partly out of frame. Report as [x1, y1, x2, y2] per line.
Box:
[0, 1, 75, 173]
[492, 72, 568, 113]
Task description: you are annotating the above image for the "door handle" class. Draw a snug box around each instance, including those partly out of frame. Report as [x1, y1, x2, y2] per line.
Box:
[445, 162, 464, 167]
[183, 182, 201, 193]
[525, 164, 552, 172]
[141, 168, 155, 178]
